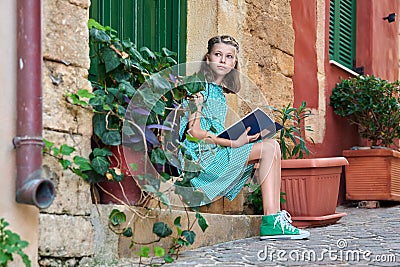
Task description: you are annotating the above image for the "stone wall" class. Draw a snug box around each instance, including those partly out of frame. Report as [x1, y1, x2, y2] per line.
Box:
[39, 0, 95, 265]
[242, 0, 294, 108]
[187, 0, 294, 110]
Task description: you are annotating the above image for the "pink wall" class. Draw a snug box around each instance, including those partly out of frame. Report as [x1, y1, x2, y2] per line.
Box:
[291, 0, 318, 109]
[356, 0, 399, 81]
[291, 0, 399, 158]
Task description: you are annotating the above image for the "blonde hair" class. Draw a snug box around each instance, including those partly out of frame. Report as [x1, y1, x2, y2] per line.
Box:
[199, 35, 241, 93]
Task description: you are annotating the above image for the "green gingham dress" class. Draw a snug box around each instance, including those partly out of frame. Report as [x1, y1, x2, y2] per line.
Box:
[179, 83, 255, 201]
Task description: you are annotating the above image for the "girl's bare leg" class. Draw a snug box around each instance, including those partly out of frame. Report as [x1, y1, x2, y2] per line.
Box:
[247, 139, 281, 215]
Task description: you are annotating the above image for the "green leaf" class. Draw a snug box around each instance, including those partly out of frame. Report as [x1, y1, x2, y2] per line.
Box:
[119, 80, 136, 96]
[195, 212, 208, 232]
[108, 168, 124, 182]
[76, 89, 94, 99]
[43, 138, 54, 150]
[88, 18, 106, 30]
[280, 192, 286, 204]
[79, 170, 104, 183]
[129, 163, 138, 171]
[92, 156, 110, 175]
[173, 216, 182, 228]
[140, 46, 156, 59]
[101, 130, 121, 146]
[92, 147, 113, 157]
[161, 47, 177, 57]
[142, 185, 157, 194]
[50, 146, 63, 159]
[138, 88, 166, 116]
[89, 95, 106, 112]
[139, 246, 150, 257]
[73, 156, 92, 171]
[183, 73, 207, 95]
[150, 147, 166, 165]
[182, 230, 196, 245]
[89, 27, 111, 43]
[117, 105, 126, 117]
[174, 186, 206, 207]
[152, 74, 172, 91]
[20, 253, 31, 267]
[101, 47, 121, 73]
[164, 254, 174, 263]
[160, 172, 171, 181]
[123, 227, 133, 237]
[154, 246, 165, 257]
[158, 193, 172, 210]
[59, 159, 71, 170]
[176, 227, 182, 236]
[185, 134, 200, 142]
[172, 87, 186, 101]
[68, 93, 89, 106]
[152, 222, 172, 238]
[93, 113, 107, 138]
[109, 209, 126, 226]
[59, 144, 75, 156]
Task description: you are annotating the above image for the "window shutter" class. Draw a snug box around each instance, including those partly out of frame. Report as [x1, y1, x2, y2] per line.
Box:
[90, 0, 187, 64]
[329, 0, 356, 69]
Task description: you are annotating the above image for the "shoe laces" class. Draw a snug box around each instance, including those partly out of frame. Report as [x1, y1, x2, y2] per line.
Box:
[273, 210, 297, 233]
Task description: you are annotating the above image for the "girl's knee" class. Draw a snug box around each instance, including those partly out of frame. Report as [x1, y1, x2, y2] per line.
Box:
[261, 138, 280, 155]
[273, 139, 281, 154]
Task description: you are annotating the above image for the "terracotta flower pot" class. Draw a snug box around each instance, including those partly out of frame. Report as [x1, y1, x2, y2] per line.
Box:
[281, 157, 348, 227]
[96, 145, 146, 205]
[343, 149, 400, 201]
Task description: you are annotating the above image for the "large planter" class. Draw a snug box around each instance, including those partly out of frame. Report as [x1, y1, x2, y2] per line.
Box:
[96, 146, 145, 205]
[281, 157, 348, 227]
[343, 149, 400, 201]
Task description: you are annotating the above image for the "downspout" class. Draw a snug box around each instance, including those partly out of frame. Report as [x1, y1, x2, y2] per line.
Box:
[13, 0, 55, 209]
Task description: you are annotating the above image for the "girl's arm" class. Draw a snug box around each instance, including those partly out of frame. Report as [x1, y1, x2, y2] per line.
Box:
[186, 94, 259, 147]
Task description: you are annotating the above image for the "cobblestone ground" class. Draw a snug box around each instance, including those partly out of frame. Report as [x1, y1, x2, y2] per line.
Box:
[168, 203, 400, 266]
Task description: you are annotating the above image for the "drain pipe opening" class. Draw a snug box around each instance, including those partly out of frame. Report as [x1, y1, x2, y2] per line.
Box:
[15, 0, 55, 209]
[15, 169, 55, 209]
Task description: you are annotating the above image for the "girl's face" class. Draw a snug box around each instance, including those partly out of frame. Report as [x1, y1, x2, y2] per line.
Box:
[206, 43, 237, 83]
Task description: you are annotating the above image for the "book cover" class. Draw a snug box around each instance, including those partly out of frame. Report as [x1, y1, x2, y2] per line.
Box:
[217, 108, 283, 140]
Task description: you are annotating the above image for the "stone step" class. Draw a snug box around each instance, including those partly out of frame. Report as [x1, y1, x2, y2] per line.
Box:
[91, 205, 262, 263]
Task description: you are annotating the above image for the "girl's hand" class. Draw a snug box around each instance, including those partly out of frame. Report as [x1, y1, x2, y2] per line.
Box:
[231, 127, 260, 148]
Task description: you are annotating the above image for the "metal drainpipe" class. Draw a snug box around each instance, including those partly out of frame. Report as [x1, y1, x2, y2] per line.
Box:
[13, 0, 55, 209]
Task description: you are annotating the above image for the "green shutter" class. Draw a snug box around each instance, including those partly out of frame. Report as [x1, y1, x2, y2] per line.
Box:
[329, 0, 356, 69]
[89, 0, 187, 64]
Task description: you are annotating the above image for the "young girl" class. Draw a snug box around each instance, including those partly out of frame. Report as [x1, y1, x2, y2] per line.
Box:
[179, 35, 310, 240]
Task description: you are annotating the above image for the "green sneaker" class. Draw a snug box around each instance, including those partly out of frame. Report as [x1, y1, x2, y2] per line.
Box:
[260, 210, 310, 240]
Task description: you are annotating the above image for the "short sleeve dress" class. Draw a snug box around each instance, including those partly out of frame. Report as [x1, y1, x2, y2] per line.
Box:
[179, 83, 255, 201]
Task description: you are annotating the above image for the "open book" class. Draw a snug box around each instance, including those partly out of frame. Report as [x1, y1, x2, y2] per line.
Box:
[217, 108, 283, 140]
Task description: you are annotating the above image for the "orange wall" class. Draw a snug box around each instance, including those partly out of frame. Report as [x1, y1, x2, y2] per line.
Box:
[291, 0, 399, 158]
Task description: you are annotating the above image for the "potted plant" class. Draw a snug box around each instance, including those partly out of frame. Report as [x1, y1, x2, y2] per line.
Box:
[43, 19, 210, 263]
[62, 19, 208, 206]
[273, 102, 348, 227]
[330, 75, 400, 201]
